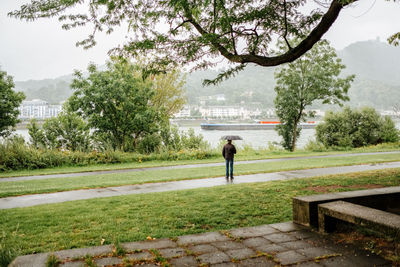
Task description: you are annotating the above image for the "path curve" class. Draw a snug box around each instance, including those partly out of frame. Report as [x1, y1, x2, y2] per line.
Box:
[2, 151, 400, 182]
[1, 161, 399, 209]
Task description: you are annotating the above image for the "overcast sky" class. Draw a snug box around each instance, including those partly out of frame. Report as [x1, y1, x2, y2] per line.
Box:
[0, 0, 399, 81]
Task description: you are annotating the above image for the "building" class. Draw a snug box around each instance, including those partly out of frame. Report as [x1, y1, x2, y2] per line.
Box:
[18, 99, 62, 119]
[199, 106, 262, 119]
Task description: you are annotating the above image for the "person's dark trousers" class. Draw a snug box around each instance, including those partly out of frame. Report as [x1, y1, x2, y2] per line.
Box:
[225, 158, 234, 178]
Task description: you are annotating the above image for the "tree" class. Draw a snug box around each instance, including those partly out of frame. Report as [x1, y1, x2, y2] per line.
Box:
[151, 70, 187, 119]
[54, 111, 91, 152]
[274, 40, 354, 151]
[27, 111, 90, 151]
[316, 107, 399, 148]
[27, 119, 45, 149]
[10, 0, 370, 81]
[68, 59, 161, 151]
[0, 70, 25, 138]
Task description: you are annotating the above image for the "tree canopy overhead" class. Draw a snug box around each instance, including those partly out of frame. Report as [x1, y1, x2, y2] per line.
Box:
[10, 0, 366, 80]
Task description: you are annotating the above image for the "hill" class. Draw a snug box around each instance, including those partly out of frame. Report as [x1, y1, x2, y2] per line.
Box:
[338, 38, 400, 86]
[13, 39, 400, 110]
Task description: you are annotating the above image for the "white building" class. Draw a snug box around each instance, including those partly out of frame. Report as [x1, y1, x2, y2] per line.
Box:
[199, 106, 262, 119]
[18, 99, 62, 119]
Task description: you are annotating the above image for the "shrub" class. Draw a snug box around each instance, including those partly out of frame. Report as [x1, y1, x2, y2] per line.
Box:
[160, 125, 209, 151]
[0, 135, 219, 172]
[137, 134, 161, 154]
[316, 107, 400, 148]
[304, 139, 327, 152]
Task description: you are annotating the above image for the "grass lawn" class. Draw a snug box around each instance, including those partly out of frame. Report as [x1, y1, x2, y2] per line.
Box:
[1, 152, 400, 197]
[1, 143, 399, 178]
[1, 168, 400, 256]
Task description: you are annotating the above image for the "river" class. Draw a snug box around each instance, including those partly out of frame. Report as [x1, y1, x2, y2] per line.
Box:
[16, 126, 316, 149]
[15, 122, 400, 149]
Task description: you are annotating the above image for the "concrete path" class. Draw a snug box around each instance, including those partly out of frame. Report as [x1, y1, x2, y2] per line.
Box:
[10, 221, 391, 267]
[2, 151, 399, 182]
[2, 161, 400, 210]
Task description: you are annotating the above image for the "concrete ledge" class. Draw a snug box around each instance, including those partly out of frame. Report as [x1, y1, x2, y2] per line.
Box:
[292, 186, 400, 227]
[318, 200, 400, 236]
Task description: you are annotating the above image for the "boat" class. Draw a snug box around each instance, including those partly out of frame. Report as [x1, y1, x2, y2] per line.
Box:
[200, 121, 317, 130]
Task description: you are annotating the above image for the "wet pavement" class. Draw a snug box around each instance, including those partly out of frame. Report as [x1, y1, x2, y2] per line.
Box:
[10, 221, 392, 267]
[1, 161, 400, 209]
[2, 151, 399, 182]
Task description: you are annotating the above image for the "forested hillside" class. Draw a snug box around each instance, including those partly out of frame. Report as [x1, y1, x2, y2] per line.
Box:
[14, 75, 74, 104]
[14, 39, 400, 110]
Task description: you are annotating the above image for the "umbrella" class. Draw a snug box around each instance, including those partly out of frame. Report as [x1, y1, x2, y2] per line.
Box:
[221, 135, 243, 140]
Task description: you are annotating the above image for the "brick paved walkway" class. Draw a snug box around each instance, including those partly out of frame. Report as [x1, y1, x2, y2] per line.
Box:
[10, 222, 391, 267]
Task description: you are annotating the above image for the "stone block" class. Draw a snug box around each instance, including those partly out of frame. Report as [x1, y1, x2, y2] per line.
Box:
[292, 186, 400, 228]
[122, 238, 176, 251]
[158, 247, 186, 258]
[280, 240, 314, 250]
[59, 261, 85, 267]
[126, 251, 153, 261]
[239, 257, 276, 267]
[188, 244, 217, 254]
[169, 256, 198, 267]
[275, 250, 308, 265]
[242, 237, 271, 248]
[9, 253, 49, 267]
[254, 243, 288, 253]
[229, 225, 278, 238]
[54, 245, 113, 259]
[263, 233, 298, 243]
[177, 232, 229, 246]
[318, 200, 400, 235]
[196, 251, 231, 265]
[212, 241, 246, 251]
[211, 262, 238, 267]
[94, 257, 122, 266]
[225, 248, 256, 260]
[269, 221, 305, 232]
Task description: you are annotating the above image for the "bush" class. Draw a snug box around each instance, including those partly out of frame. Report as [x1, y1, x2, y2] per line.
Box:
[304, 139, 327, 152]
[137, 134, 161, 154]
[316, 107, 400, 148]
[0, 135, 219, 172]
[160, 125, 209, 151]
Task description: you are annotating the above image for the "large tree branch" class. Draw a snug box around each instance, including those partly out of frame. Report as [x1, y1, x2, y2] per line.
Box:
[189, 0, 354, 66]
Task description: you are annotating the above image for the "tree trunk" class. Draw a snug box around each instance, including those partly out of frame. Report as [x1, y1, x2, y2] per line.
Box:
[291, 122, 298, 152]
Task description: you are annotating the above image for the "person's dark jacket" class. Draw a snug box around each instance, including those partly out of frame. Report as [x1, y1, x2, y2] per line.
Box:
[222, 143, 236, 160]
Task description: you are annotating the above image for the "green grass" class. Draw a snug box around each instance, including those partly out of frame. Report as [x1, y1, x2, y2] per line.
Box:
[1, 143, 399, 178]
[1, 152, 400, 198]
[1, 168, 399, 256]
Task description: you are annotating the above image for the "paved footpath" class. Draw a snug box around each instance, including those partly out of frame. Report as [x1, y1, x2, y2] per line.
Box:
[1, 161, 400, 209]
[2, 151, 399, 182]
[10, 221, 392, 267]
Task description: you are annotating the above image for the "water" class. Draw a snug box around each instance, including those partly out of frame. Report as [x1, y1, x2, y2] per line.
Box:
[15, 122, 400, 149]
[15, 126, 316, 149]
[179, 126, 315, 149]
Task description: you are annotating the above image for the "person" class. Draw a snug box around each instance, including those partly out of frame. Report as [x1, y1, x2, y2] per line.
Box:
[222, 139, 236, 180]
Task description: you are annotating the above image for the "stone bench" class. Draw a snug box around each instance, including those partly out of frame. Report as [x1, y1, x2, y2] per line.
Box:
[292, 186, 400, 228]
[318, 200, 400, 236]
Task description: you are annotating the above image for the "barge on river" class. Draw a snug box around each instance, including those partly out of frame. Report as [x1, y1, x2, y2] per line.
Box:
[200, 121, 317, 130]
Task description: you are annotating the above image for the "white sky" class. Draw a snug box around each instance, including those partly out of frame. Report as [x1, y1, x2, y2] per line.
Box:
[0, 0, 399, 81]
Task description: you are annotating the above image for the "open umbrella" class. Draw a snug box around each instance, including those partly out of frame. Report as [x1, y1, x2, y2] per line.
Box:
[221, 135, 243, 140]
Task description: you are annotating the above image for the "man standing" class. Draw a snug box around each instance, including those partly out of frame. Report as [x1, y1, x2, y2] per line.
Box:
[222, 140, 236, 181]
